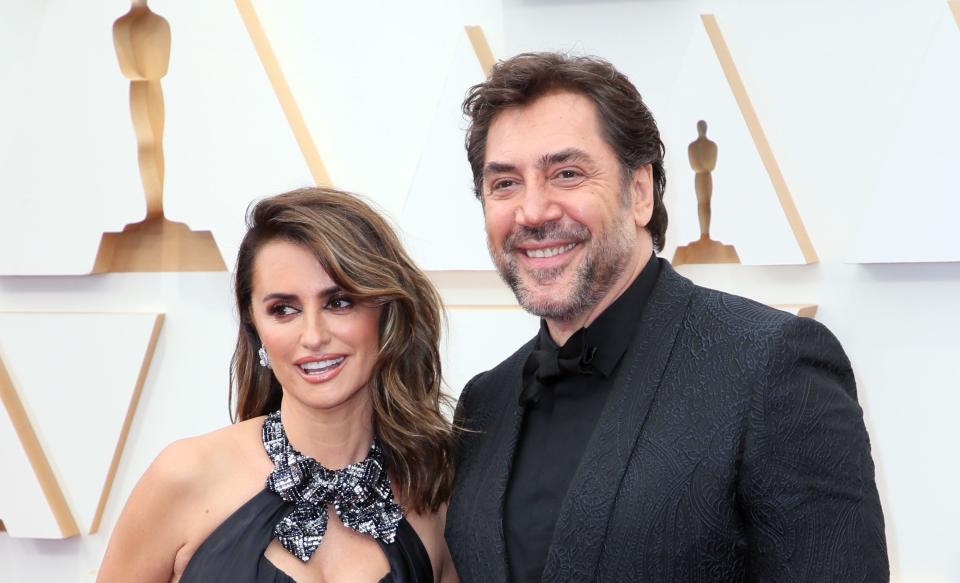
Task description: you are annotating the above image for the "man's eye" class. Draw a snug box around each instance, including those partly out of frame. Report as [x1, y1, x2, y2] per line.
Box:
[493, 179, 515, 190]
[556, 169, 581, 180]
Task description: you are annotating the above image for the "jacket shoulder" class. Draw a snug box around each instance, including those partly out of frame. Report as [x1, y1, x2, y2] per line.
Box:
[687, 284, 846, 357]
[455, 336, 536, 423]
[688, 284, 795, 332]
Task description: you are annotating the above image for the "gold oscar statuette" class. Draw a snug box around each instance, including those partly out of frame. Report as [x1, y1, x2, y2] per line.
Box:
[672, 120, 740, 266]
[92, 0, 225, 273]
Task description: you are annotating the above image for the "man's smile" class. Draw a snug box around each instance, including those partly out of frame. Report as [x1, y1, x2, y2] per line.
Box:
[513, 240, 582, 271]
[520, 242, 578, 258]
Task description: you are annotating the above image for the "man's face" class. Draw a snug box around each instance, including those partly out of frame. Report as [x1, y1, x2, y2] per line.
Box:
[481, 90, 653, 322]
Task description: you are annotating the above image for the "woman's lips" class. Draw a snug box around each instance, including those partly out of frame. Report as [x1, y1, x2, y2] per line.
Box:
[295, 355, 346, 383]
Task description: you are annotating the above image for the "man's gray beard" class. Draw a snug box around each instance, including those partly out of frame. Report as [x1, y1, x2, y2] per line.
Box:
[490, 212, 635, 322]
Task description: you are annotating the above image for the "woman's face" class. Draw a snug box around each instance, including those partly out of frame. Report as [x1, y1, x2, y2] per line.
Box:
[250, 239, 382, 413]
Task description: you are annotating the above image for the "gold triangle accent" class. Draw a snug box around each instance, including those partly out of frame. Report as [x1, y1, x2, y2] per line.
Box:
[700, 14, 818, 264]
[950, 1, 960, 29]
[465, 26, 496, 78]
[0, 355, 80, 538]
[235, 0, 332, 187]
[772, 304, 818, 318]
[89, 314, 164, 534]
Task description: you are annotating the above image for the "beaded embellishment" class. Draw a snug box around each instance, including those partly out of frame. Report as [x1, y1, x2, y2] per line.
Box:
[262, 411, 403, 561]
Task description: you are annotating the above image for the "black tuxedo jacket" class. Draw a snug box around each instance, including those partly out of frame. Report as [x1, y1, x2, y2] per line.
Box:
[445, 261, 887, 582]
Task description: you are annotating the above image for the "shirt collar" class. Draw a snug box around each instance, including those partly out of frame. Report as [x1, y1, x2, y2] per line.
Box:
[536, 255, 662, 377]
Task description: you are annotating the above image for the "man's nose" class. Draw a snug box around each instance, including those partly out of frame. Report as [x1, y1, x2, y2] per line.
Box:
[515, 181, 562, 227]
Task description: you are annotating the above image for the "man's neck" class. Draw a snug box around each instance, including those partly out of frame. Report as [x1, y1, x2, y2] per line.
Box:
[546, 250, 653, 346]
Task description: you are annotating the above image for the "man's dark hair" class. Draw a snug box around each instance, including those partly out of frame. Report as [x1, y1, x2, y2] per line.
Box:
[462, 52, 668, 251]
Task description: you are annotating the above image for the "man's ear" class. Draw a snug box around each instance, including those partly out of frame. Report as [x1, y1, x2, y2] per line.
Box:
[631, 164, 654, 228]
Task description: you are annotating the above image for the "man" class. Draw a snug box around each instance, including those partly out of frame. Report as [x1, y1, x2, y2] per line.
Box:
[444, 52, 888, 582]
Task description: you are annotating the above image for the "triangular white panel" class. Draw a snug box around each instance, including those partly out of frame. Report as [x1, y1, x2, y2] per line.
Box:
[0, 401, 62, 538]
[250, 0, 461, 218]
[503, 0, 696, 99]
[660, 22, 806, 265]
[848, 6, 960, 263]
[0, 1, 143, 274]
[400, 33, 493, 271]
[160, 1, 313, 271]
[442, 307, 538, 400]
[0, 312, 160, 534]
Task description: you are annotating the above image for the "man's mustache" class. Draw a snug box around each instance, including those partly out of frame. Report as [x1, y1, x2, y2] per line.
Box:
[503, 221, 591, 251]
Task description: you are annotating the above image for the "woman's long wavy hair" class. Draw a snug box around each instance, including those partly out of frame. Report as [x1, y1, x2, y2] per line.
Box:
[230, 187, 455, 512]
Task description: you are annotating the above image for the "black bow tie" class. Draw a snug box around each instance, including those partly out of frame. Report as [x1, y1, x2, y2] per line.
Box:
[519, 328, 597, 407]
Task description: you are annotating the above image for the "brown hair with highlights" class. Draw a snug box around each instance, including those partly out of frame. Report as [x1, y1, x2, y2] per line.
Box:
[230, 187, 455, 512]
[463, 51, 668, 251]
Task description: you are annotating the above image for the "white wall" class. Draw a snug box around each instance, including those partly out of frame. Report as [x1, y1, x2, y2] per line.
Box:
[1, 0, 957, 581]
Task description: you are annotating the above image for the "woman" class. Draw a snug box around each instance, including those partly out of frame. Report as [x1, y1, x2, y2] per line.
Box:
[99, 187, 459, 582]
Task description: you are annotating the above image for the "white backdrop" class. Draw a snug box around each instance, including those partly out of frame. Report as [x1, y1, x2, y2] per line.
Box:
[1, 0, 958, 581]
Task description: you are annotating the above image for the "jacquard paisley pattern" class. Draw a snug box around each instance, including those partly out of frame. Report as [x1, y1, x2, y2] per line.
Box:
[446, 260, 888, 582]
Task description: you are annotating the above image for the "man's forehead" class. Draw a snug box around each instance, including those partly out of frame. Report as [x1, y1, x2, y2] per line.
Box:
[484, 99, 613, 174]
[483, 92, 607, 168]
[489, 91, 597, 129]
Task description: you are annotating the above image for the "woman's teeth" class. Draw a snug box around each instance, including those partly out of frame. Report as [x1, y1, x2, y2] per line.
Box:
[299, 356, 345, 374]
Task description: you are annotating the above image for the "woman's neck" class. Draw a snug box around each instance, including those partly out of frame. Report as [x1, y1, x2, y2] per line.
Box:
[279, 394, 375, 469]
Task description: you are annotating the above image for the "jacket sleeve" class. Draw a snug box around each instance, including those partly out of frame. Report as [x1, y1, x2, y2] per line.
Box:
[739, 316, 889, 582]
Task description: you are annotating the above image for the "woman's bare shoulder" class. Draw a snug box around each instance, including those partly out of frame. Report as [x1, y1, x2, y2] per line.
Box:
[97, 418, 270, 583]
[149, 418, 263, 486]
[121, 417, 265, 518]
[172, 417, 273, 491]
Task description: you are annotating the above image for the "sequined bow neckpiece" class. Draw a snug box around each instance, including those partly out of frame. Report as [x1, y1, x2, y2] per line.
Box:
[262, 411, 403, 562]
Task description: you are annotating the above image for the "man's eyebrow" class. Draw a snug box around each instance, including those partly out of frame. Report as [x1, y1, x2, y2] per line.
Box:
[482, 161, 518, 177]
[537, 148, 593, 169]
[483, 148, 594, 179]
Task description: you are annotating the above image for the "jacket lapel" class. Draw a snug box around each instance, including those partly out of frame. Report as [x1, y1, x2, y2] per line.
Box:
[469, 337, 535, 580]
[543, 262, 695, 581]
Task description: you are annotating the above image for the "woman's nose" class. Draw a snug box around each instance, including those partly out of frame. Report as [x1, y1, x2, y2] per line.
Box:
[300, 311, 332, 349]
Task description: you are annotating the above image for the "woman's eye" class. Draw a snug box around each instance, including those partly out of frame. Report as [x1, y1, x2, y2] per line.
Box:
[268, 304, 298, 317]
[328, 296, 354, 311]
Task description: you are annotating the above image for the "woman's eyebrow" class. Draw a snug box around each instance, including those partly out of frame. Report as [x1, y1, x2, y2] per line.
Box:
[261, 285, 343, 303]
[261, 292, 298, 303]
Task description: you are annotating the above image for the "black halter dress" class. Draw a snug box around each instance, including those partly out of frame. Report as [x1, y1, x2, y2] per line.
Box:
[178, 488, 432, 582]
[179, 414, 433, 583]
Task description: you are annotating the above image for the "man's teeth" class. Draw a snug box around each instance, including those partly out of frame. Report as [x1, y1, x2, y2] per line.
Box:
[299, 357, 345, 373]
[525, 242, 576, 258]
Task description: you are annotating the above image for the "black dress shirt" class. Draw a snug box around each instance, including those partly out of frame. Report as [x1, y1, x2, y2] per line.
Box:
[504, 256, 661, 582]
